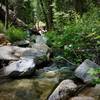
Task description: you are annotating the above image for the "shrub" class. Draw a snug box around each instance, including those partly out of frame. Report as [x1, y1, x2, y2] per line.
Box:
[46, 6, 100, 64]
[6, 26, 27, 42]
[0, 21, 4, 33]
[88, 68, 100, 84]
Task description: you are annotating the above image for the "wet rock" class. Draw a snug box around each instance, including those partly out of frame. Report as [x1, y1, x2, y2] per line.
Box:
[36, 63, 75, 80]
[14, 40, 30, 47]
[0, 76, 58, 100]
[0, 44, 51, 77]
[0, 46, 31, 60]
[12, 46, 30, 58]
[32, 43, 50, 54]
[43, 71, 57, 78]
[0, 44, 50, 62]
[0, 79, 36, 100]
[0, 46, 19, 60]
[3, 58, 35, 77]
[75, 59, 100, 83]
[78, 84, 100, 100]
[22, 43, 51, 65]
[0, 62, 76, 100]
[33, 78, 58, 100]
[70, 96, 95, 100]
[35, 35, 47, 44]
[48, 79, 77, 100]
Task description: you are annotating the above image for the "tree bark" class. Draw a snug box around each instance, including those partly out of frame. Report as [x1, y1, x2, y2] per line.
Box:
[47, 0, 53, 30]
[73, 0, 87, 15]
[39, 0, 48, 29]
[39, 0, 53, 31]
[5, 0, 9, 30]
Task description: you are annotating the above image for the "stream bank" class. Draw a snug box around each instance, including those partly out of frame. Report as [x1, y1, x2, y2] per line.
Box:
[0, 33, 100, 100]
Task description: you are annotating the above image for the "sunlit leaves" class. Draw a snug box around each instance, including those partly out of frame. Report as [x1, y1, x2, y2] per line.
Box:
[88, 68, 100, 84]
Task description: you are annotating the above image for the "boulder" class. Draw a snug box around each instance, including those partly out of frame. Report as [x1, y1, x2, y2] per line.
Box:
[70, 96, 95, 100]
[0, 62, 76, 100]
[0, 46, 30, 60]
[48, 79, 77, 100]
[12, 46, 30, 58]
[2, 78, 57, 100]
[0, 44, 51, 77]
[14, 40, 30, 47]
[3, 58, 35, 77]
[0, 44, 50, 62]
[75, 59, 100, 83]
[0, 74, 58, 100]
[77, 84, 100, 100]
[35, 35, 47, 44]
[0, 46, 19, 60]
[43, 71, 57, 78]
[22, 43, 51, 65]
[32, 43, 50, 54]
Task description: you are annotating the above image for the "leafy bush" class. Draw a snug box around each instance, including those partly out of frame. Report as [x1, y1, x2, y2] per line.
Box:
[0, 21, 4, 33]
[6, 26, 27, 42]
[46, 6, 100, 64]
[88, 68, 100, 84]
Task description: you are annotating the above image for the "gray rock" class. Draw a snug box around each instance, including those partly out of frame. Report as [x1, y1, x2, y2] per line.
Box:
[69, 85, 100, 100]
[22, 43, 51, 65]
[12, 46, 30, 57]
[78, 84, 100, 100]
[36, 35, 47, 44]
[0, 44, 51, 77]
[0, 63, 76, 100]
[70, 96, 95, 100]
[0, 44, 50, 61]
[4, 58, 35, 77]
[75, 59, 100, 83]
[0, 46, 31, 60]
[48, 79, 77, 100]
[0, 46, 19, 60]
[14, 40, 30, 47]
[32, 43, 50, 54]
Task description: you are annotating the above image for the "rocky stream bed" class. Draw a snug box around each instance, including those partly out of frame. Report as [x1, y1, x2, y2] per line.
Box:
[0, 33, 100, 100]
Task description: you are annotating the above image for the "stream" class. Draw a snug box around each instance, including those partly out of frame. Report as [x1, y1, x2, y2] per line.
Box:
[0, 34, 100, 100]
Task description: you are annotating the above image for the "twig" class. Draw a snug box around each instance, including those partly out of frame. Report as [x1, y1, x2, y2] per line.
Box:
[56, 56, 77, 66]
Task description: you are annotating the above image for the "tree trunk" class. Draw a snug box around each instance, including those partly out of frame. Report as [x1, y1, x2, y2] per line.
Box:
[39, 0, 49, 30]
[73, 0, 86, 15]
[5, 0, 9, 30]
[47, 0, 53, 30]
[39, 0, 53, 31]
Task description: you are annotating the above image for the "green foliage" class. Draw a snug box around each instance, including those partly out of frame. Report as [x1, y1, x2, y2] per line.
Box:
[6, 26, 27, 42]
[0, 21, 4, 33]
[88, 68, 100, 84]
[46, 6, 100, 64]
[9, 0, 34, 24]
[53, 3, 81, 31]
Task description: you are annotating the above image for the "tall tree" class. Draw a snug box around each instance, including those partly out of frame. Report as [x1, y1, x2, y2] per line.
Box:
[73, 0, 89, 15]
[5, 0, 9, 30]
[39, 0, 54, 30]
[47, 0, 53, 30]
